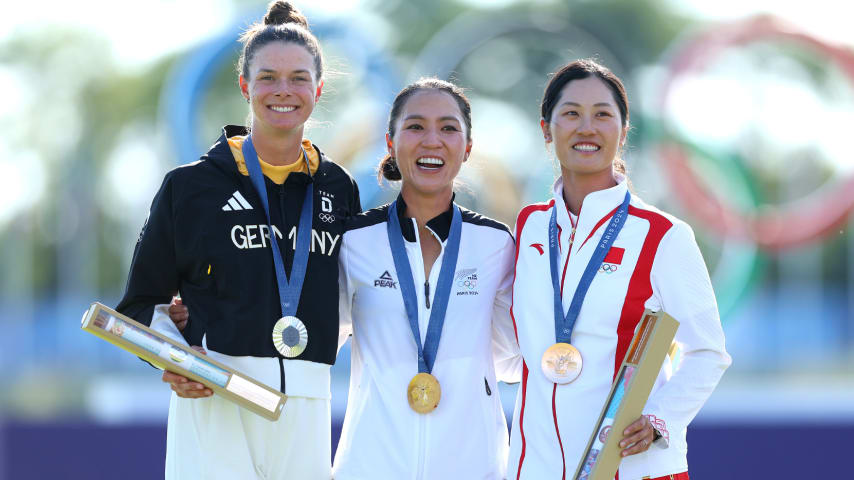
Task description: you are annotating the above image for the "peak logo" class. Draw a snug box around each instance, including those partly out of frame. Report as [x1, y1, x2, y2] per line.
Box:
[374, 271, 397, 289]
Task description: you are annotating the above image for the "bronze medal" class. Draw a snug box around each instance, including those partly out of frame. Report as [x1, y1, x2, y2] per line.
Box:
[407, 372, 441, 414]
[541, 342, 583, 384]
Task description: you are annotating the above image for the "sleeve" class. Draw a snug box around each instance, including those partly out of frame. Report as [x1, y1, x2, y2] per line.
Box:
[492, 232, 522, 384]
[150, 303, 191, 347]
[643, 221, 732, 448]
[115, 173, 180, 327]
[337, 233, 355, 354]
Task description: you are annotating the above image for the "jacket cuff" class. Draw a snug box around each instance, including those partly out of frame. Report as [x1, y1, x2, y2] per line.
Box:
[646, 414, 670, 448]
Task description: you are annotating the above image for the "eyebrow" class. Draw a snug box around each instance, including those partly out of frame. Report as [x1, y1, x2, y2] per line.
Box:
[402, 115, 462, 122]
[256, 68, 312, 75]
[561, 101, 614, 108]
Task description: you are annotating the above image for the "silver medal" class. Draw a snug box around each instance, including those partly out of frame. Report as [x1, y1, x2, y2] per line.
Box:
[272, 316, 308, 358]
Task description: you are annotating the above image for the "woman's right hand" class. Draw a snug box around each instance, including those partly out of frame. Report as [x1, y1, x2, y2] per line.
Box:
[162, 345, 212, 398]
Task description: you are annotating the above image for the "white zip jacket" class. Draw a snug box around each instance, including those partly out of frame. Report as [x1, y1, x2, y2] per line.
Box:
[333, 197, 520, 480]
[508, 176, 731, 480]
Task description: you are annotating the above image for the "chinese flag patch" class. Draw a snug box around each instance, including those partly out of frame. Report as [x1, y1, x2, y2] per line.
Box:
[603, 246, 624, 264]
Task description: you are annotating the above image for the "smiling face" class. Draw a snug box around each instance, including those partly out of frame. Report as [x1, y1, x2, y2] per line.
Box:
[389, 89, 472, 199]
[542, 76, 627, 181]
[239, 42, 322, 138]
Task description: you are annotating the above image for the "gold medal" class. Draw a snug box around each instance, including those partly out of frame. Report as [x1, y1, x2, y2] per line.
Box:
[407, 372, 441, 414]
[272, 316, 308, 358]
[541, 342, 583, 384]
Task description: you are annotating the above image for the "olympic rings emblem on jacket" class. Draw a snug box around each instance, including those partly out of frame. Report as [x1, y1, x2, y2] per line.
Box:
[599, 263, 618, 274]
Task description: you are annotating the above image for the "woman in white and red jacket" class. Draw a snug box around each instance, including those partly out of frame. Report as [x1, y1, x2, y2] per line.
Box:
[508, 59, 731, 480]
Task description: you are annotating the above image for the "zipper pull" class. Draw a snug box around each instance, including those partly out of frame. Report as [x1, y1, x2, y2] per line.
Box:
[424, 281, 431, 309]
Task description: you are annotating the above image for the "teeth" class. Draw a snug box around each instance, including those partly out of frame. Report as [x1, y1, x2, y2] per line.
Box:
[417, 157, 444, 166]
[270, 106, 296, 113]
[573, 144, 599, 152]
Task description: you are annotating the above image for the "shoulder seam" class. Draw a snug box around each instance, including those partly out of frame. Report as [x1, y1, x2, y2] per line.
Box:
[515, 200, 554, 238]
[344, 204, 390, 232]
[459, 207, 512, 237]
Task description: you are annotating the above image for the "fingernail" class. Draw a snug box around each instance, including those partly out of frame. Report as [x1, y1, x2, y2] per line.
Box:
[619, 441, 625, 448]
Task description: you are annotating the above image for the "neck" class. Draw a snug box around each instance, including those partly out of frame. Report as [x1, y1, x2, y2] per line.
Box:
[250, 123, 305, 166]
[560, 168, 618, 216]
[400, 185, 453, 228]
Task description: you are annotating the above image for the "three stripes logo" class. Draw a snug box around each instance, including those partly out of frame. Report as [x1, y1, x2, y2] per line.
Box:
[222, 191, 253, 211]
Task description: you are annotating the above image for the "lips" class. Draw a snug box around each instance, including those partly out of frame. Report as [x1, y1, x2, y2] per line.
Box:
[416, 156, 444, 169]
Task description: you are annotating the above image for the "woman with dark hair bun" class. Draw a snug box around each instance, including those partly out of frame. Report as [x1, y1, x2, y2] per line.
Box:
[508, 59, 730, 480]
[117, 1, 360, 478]
[333, 78, 520, 479]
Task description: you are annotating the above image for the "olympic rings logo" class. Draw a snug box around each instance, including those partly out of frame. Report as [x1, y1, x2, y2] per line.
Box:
[458, 279, 477, 289]
[318, 213, 335, 223]
[599, 263, 618, 274]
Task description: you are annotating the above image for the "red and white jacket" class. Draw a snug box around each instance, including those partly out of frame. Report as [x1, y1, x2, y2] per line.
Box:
[508, 176, 731, 480]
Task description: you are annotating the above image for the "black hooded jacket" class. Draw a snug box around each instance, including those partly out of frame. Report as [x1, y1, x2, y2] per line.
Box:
[117, 125, 361, 365]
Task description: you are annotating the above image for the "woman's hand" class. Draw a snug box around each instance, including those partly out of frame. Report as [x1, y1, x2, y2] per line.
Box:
[619, 415, 655, 457]
[168, 297, 189, 331]
[161, 345, 212, 398]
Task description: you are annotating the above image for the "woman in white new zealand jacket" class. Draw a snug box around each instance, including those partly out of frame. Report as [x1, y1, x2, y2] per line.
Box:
[332, 78, 520, 480]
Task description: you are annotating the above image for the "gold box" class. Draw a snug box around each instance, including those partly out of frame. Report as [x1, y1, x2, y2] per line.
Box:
[81, 302, 286, 421]
[573, 309, 679, 480]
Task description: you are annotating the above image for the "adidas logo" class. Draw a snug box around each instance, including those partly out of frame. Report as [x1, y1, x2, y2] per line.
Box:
[222, 191, 253, 211]
[374, 270, 397, 289]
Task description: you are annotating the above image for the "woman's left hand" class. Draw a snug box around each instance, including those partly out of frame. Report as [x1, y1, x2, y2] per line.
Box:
[619, 415, 655, 457]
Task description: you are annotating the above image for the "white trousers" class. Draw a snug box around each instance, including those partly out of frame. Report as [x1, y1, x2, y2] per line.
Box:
[165, 392, 331, 480]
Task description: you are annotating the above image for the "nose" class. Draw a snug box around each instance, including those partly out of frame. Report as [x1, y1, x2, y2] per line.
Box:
[274, 79, 292, 97]
[577, 114, 595, 135]
[422, 127, 442, 147]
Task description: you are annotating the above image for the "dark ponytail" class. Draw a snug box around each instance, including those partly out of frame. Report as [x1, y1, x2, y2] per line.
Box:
[379, 156, 402, 181]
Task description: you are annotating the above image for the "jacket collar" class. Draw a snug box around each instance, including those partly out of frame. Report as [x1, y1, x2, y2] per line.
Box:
[394, 193, 456, 243]
[552, 173, 630, 244]
[209, 125, 326, 186]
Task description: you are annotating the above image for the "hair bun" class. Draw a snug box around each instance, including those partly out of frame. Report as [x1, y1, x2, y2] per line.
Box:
[263, 1, 309, 29]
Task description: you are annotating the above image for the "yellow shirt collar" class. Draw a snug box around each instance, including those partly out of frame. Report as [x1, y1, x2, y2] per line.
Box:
[227, 135, 320, 185]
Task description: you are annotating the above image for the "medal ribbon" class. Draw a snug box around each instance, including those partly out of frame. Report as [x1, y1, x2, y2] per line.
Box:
[387, 201, 462, 374]
[242, 136, 314, 318]
[550, 191, 631, 344]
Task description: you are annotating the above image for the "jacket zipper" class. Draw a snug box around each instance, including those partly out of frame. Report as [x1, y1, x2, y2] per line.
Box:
[424, 281, 431, 308]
